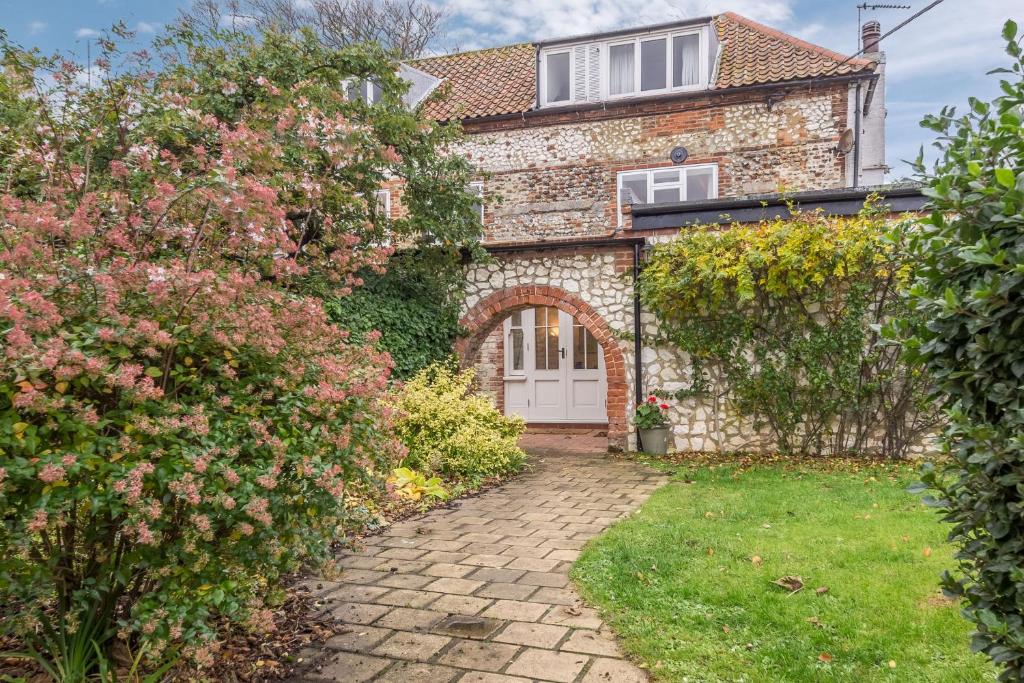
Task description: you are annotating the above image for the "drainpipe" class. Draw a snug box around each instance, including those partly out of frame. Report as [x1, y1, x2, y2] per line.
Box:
[852, 79, 862, 187]
[633, 242, 644, 408]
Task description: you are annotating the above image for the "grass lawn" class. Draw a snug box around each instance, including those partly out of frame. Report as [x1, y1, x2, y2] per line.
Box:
[572, 457, 995, 682]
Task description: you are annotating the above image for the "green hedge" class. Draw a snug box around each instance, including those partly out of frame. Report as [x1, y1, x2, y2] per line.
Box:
[327, 249, 465, 379]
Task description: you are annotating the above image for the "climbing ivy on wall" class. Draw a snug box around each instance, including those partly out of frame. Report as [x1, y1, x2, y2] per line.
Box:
[640, 203, 938, 457]
[325, 248, 467, 379]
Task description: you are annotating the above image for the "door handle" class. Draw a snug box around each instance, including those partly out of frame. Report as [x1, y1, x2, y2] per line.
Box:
[560, 347, 566, 359]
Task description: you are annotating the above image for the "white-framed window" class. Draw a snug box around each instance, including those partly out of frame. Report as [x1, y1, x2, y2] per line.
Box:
[375, 189, 391, 217]
[538, 24, 708, 107]
[506, 310, 525, 375]
[467, 181, 484, 224]
[616, 164, 718, 226]
[541, 50, 573, 105]
[605, 27, 705, 99]
[346, 79, 384, 105]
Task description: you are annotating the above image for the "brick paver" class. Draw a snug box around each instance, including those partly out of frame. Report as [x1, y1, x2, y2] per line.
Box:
[293, 450, 666, 682]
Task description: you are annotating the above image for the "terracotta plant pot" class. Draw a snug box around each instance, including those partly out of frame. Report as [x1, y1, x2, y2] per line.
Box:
[638, 426, 671, 455]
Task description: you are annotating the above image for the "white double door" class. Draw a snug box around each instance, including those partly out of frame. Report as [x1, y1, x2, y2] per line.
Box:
[502, 306, 607, 423]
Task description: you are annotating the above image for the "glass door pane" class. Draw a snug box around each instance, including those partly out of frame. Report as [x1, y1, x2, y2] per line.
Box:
[534, 306, 560, 370]
[573, 322, 600, 370]
[508, 310, 524, 372]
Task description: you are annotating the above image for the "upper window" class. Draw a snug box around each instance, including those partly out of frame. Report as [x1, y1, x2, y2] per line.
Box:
[606, 29, 702, 99]
[616, 164, 717, 226]
[545, 51, 572, 104]
[538, 24, 709, 107]
[347, 80, 384, 105]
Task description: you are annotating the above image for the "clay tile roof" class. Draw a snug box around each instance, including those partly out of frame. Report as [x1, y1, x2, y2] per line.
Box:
[413, 13, 874, 121]
[412, 43, 537, 121]
[714, 12, 874, 88]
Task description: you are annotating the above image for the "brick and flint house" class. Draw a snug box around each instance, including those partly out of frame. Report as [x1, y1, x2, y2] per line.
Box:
[383, 13, 912, 451]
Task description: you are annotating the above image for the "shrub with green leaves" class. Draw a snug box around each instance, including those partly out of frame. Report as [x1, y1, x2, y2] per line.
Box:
[641, 206, 936, 457]
[902, 20, 1024, 679]
[393, 364, 526, 480]
[325, 250, 467, 379]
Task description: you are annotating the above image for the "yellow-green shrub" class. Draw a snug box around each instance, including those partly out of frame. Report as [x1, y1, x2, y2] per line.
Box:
[393, 363, 526, 479]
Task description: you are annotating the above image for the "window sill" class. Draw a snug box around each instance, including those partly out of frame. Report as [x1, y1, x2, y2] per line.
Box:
[503, 375, 528, 382]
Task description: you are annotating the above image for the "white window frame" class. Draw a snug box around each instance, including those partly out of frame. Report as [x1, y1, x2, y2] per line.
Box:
[602, 26, 708, 100]
[505, 310, 526, 376]
[538, 24, 709, 107]
[375, 189, 391, 217]
[615, 163, 718, 227]
[345, 79, 383, 105]
[539, 49, 575, 107]
[468, 181, 484, 224]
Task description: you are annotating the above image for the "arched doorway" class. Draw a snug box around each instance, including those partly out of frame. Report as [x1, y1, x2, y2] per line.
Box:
[457, 285, 628, 449]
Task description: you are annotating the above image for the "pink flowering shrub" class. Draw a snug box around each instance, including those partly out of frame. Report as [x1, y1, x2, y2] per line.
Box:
[0, 24, 477, 665]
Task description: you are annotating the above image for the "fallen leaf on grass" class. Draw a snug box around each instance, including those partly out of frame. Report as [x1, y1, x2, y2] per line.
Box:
[751, 555, 763, 566]
[815, 586, 829, 595]
[923, 547, 932, 558]
[723, 625, 731, 633]
[772, 575, 804, 593]
[888, 660, 897, 669]
[818, 652, 833, 663]
[806, 616, 823, 628]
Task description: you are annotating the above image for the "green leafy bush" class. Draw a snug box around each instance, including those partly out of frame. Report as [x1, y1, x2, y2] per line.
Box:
[326, 250, 466, 379]
[393, 364, 526, 480]
[902, 20, 1024, 679]
[641, 206, 937, 457]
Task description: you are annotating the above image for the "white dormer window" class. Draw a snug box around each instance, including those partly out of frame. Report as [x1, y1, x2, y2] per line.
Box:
[346, 79, 383, 105]
[539, 23, 711, 107]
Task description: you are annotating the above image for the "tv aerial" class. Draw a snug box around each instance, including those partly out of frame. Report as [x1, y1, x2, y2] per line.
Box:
[855, 3, 911, 52]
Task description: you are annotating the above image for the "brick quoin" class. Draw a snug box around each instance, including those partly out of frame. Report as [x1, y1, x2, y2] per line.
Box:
[457, 286, 629, 450]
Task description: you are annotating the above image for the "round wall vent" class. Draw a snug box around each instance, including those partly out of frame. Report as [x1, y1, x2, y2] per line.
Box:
[670, 146, 689, 164]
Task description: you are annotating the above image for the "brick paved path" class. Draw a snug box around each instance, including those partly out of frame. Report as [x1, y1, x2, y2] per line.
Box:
[293, 450, 667, 683]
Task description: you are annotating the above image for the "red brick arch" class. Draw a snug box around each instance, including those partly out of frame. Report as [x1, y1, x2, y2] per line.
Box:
[457, 285, 628, 449]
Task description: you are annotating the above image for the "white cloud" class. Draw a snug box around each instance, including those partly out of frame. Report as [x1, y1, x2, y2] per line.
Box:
[438, 0, 794, 47]
[135, 21, 159, 34]
[29, 20, 47, 35]
[75, 27, 101, 39]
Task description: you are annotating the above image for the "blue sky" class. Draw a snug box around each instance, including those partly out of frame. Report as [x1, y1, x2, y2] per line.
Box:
[2, 0, 1019, 178]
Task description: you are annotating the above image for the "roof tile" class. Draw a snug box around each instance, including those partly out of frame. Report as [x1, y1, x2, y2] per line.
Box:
[714, 12, 873, 88]
[412, 12, 874, 121]
[413, 43, 536, 121]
